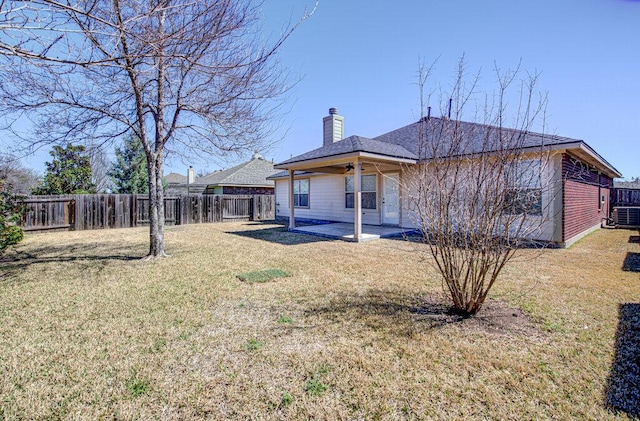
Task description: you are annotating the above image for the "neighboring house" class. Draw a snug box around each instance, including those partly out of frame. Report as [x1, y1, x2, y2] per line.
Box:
[163, 172, 189, 196]
[612, 180, 640, 208]
[271, 108, 621, 247]
[162, 172, 190, 196]
[614, 180, 640, 189]
[166, 154, 279, 195]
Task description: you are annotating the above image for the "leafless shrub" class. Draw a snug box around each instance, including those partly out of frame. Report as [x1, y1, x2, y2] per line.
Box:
[405, 58, 556, 316]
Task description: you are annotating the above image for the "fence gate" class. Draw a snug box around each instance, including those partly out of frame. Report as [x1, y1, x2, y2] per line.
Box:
[21, 197, 75, 231]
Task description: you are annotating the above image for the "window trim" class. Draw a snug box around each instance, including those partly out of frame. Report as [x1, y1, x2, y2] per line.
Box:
[293, 178, 310, 209]
[345, 174, 377, 210]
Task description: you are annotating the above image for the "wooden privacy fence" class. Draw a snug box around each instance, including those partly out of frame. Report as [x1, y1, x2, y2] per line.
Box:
[611, 188, 640, 207]
[19, 194, 275, 232]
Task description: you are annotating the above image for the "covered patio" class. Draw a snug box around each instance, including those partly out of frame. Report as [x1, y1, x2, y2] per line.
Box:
[274, 136, 418, 242]
[290, 222, 416, 242]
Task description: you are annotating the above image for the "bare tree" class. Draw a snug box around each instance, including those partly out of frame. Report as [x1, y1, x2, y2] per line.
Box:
[405, 58, 554, 316]
[0, 0, 316, 258]
[0, 154, 38, 195]
[88, 146, 113, 193]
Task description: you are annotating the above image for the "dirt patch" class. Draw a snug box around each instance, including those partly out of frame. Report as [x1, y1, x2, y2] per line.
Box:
[304, 289, 542, 339]
[414, 297, 542, 337]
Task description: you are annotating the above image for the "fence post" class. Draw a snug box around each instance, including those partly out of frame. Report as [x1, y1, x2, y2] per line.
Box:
[251, 196, 257, 221]
[69, 199, 76, 230]
[74, 195, 81, 231]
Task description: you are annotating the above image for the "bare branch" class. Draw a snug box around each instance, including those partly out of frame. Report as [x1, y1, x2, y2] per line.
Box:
[406, 57, 555, 316]
[0, 0, 313, 257]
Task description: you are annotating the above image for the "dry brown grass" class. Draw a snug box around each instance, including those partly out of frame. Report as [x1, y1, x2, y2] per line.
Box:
[0, 223, 638, 420]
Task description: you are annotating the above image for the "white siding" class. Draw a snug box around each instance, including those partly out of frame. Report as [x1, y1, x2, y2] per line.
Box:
[275, 157, 563, 244]
[399, 157, 563, 243]
[275, 173, 381, 225]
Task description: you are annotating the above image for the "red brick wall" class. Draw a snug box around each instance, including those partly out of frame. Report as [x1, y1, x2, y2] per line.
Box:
[562, 153, 612, 243]
[563, 180, 609, 241]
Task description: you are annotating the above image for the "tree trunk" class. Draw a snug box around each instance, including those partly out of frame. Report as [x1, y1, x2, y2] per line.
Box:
[146, 153, 166, 258]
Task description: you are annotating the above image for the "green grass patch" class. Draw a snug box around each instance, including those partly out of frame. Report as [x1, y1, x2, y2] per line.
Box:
[305, 364, 330, 396]
[245, 339, 265, 351]
[237, 269, 290, 283]
[277, 315, 294, 324]
[281, 391, 292, 406]
[305, 377, 327, 396]
[127, 371, 150, 398]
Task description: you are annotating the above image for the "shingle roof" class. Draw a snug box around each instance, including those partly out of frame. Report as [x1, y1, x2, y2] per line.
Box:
[614, 181, 640, 189]
[372, 117, 585, 158]
[276, 135, 417, 165]
[195, 157, 279, 187]
[275, 116, 620, 177]
[164, 172, 187, 184]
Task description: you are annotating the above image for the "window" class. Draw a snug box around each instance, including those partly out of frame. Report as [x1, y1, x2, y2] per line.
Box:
[503, 160, 542, 216]
[293, 179, 309, 208]
[345, 174, 377, 209]
[504, 188, 542, 215]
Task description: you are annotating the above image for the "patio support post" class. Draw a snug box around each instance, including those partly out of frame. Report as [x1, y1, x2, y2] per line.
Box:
[354, 159, 362, 241]
[288, 169, 295, 230]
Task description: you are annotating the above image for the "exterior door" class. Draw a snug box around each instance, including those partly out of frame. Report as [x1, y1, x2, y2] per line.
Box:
[382, 173, 400, 225]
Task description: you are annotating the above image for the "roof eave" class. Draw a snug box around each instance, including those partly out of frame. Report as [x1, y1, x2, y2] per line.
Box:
[275, 151, 417, 170]
[207, 183, 274, 188]
[549, 141, 622, 178]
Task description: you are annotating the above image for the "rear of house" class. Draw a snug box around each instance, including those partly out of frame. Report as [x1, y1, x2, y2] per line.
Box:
[272, 109, 621, 247]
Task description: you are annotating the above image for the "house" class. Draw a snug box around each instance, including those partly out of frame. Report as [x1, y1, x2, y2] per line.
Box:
[163, 172, 189, 195]
[271, 108, 621, 247]
[165, 153, 279, 196]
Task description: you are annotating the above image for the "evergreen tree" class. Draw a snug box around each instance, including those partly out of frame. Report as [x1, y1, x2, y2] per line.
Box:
[110, 136, 148, 194]
[33, 144, 96, 195]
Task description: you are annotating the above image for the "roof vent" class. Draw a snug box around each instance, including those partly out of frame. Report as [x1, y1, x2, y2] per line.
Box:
[329, 107, 338, 115]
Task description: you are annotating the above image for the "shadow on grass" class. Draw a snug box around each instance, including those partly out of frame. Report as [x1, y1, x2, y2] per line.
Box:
[623, 252, 640, 272]
[605, 303, 640, 419]
[0, 242, 141, 281]
[303, 289, 538, 337]
[629, 236, 640, 244]
[224, 224, 331, 246]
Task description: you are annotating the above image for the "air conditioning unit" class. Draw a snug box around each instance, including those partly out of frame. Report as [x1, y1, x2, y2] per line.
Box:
[614, 207, 640, 228]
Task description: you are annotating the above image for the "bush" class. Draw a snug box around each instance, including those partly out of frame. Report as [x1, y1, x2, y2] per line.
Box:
[0, 183, 24, 255]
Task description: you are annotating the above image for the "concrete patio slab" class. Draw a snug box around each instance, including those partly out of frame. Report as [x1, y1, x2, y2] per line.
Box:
[291, 222, 416, 242]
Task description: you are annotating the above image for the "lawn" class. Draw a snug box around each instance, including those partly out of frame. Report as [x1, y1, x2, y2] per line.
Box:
[0, 222, 638, 420]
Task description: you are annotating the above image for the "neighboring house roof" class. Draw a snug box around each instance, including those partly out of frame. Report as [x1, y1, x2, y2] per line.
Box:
[195, 156, 279, 187]
[164, 172, 187, 184]
[614, 181, 640, 189]
[275, 117, 621, 179]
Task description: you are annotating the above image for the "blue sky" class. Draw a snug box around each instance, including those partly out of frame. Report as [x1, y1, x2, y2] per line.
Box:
[254, 0, 639, 179]
[18, 0, 640, 179]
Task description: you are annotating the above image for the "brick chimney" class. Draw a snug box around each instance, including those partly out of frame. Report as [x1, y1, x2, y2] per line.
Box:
[322, 107, 344, 146]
